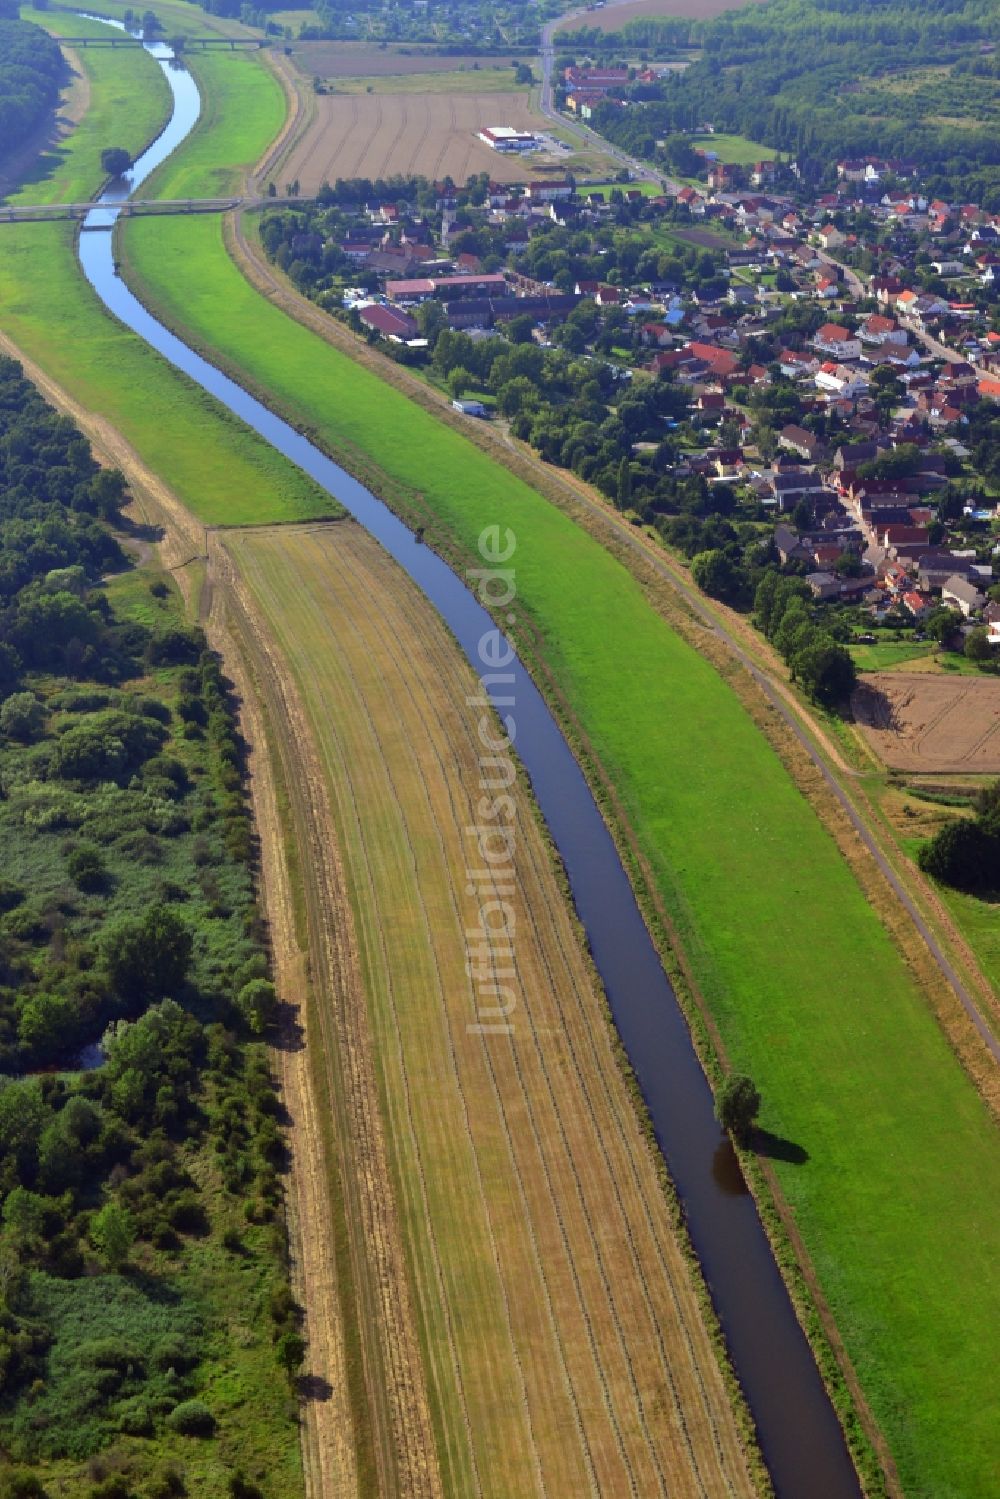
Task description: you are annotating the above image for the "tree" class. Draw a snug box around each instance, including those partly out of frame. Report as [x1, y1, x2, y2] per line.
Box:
[68, 842, 107, 892]
[716, 1074, 761, 1144]
[965, 627, 993, 665]
[237, 978, 278, 1035]
[447, 366, 473, 400]
[90, 1201, 136, 1269]
[925, 606, 963, 645]
[103, 904, 192, 1003]
[100, 146, 132, 178]
[616, 456, 633, 509]
[0, 692, 45, 742]
[793, 638, 857, 706]
[918, 818, 999, 893]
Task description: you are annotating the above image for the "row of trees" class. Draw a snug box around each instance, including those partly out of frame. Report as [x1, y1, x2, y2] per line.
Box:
[0, 17, 63, 166]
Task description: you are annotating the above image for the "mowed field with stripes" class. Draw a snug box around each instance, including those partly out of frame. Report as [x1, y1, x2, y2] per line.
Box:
[283, 90, 555, 189]
[219, 518, 759, 1499]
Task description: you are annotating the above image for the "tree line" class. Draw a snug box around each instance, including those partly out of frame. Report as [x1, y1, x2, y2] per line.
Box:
[0, 358, 296, 1495]
[0, 17, 64, 168]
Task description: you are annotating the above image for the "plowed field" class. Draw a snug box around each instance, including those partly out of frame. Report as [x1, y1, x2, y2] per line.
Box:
[854, 673, 1000, 773]
[218, 518, 758, 1499]
[284, 91, 564, 189]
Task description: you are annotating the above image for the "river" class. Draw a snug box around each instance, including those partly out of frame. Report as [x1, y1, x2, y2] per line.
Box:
[75, 22, 863, 1496]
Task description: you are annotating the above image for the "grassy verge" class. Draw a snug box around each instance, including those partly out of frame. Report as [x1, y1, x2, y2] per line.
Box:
[119, 209, 1000, 1499]
[142, 48, 286, 199]
[7, 9, 171, 206]
[0, 222, 334, 526]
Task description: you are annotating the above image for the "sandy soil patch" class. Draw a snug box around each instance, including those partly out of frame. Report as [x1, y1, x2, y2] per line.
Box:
[854, 673, 1000, 773]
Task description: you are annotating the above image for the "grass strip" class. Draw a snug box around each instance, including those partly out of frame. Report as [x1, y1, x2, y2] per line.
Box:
[120, 210, 1000, 1499]
[0, 221, 334, 527]
[8, 8, 171, 206]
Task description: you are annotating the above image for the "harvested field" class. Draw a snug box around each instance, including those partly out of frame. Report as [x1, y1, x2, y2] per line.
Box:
[290, 42, 516, 80]
[561, 0, 762, 30]
[218, 518, 758, 1499]
[284, 90, 564, 188]
[854, 673, 1000, 773]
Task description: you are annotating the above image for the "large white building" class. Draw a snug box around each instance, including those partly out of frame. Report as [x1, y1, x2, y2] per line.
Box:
[478, 126, 538, 153]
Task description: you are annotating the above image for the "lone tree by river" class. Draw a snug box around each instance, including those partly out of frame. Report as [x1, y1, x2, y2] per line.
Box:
[716, 1074, 761, 1144]
[100, 146, 132, 177]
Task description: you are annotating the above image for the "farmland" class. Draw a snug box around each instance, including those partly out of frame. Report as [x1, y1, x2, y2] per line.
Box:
[219, 518, 758, 1499]
[560, 0, 764, 31]
[282, 90, 569, 190]
[5, 9, 170, 205]
[291, 41, 523, 79]
[120, 208, 1000, 1498]
[854, 674, 1000, 774]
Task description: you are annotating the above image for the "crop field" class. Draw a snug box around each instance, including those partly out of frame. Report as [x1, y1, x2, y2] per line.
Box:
[291, 41, 519, 79]
[282, 90, 562, 188]
[561, 0, 763, 31]
[854, 673, 1000, 774]
[121, 210, 1000, 1496]
[6, 9, 170, 206]
[220, 519, 757, 1499]
[0, 223, 332, 526]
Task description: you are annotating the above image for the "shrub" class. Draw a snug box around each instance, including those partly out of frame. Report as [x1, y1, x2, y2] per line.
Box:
[0, 692, 46, 742]
[0, 1471, 50, 1498]
[0, 879, 26, 912]
[68, 843, 107, 893]
[237, 979, 277, 1035]
[165, 1399, 216, 1437]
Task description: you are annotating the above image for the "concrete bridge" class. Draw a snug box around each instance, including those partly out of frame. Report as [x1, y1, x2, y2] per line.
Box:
[56, 35, 267, 48]
[0, 195, 305, 225]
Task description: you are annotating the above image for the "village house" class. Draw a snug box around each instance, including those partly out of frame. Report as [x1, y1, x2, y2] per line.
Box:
[941, 575, 985, 617]
[813, 323, 863, 360]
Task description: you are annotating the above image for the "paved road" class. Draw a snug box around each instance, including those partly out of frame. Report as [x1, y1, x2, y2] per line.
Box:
[539, 4, 673, 189]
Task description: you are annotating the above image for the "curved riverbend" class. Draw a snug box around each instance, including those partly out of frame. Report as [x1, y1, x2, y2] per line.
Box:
[77, 27, 863, 1498]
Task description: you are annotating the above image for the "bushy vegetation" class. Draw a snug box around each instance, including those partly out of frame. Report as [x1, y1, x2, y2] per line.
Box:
[919, 780, 1000, 893]
[0, 359, 301, 1493]
[0, 17, 64, 169]
[567, 0, 1000, 206]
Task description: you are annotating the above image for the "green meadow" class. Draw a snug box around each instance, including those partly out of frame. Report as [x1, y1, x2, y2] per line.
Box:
[143, 49, 286, 199]
[120, 211, 1000, 1497]
[0, 223, 333, 526]
[8, 9, 170, 206]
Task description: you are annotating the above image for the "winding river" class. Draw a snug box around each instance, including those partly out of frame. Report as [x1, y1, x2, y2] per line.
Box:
[76, 24, 862, 1497]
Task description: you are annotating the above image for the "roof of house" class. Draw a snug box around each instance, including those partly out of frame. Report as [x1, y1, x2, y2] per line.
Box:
[816, 323, 855, 343]
[941, 575, 984, 605]
[359, 304, 418, 337]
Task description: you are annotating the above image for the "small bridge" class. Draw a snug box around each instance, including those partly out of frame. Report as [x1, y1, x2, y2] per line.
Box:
[0, 196, 305, 225]
[57, 35, 268, 48]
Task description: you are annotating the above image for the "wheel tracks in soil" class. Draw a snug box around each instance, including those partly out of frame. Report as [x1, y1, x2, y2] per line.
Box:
[228, 521, 759, 1499]
[213, 534, 445, 1499]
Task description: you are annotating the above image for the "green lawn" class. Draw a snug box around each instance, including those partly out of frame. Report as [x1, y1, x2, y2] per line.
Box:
[143, 48, 286, 199]
[849, 639, 938, 671]
[0, 223, 334, 527]
[6, 10, 171, 206]
[692, 132, 777, 165]
[121, 211, 1000, 1498]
